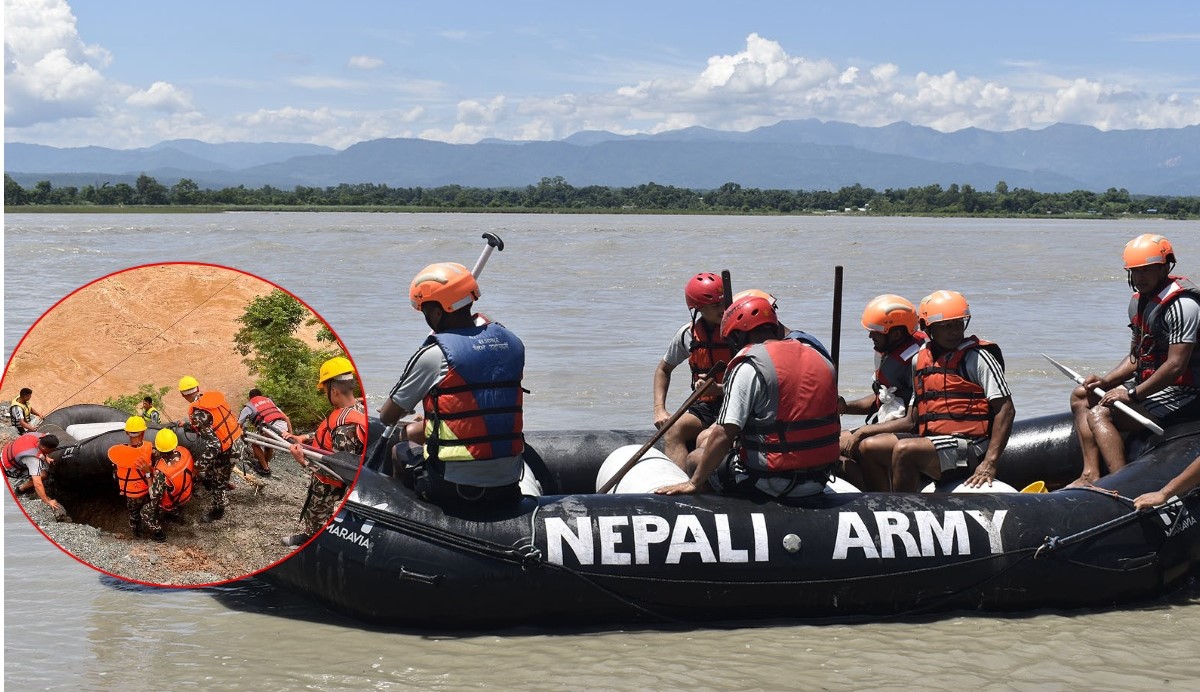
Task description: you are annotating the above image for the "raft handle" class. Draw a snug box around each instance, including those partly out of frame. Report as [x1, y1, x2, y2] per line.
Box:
[398, 566, 441, 586]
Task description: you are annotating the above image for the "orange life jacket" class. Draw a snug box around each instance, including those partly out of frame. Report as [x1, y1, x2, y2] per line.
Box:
[311, 405, 366, 487]
[688, 318, 733, 403]
[108, 443, 154, 499]
[188, 391, 242, 451]
[246, 395, 287, 428]
[913, 337, 1004, 437]
[731, 340, 841, 473]
[2, 433, 44, 471]
[155, 448, 195, 511]
[1128, 275, 1200, 386]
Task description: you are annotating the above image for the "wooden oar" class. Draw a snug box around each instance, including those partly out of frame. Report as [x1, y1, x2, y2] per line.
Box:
[598, 360, 726, 494]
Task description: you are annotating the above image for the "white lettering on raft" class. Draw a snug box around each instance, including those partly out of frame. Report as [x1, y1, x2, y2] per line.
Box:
[832, 509, 1008, 559]
[545, 513, 769, 566]
[324, 522, 374, 549]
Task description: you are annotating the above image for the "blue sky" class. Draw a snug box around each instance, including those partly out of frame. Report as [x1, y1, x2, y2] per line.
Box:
[4, 0, 1199, 149]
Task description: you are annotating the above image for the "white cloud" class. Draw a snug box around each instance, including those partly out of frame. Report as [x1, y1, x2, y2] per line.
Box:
[348, 55, 384, 70]
[126, 81, 194, 112]
[4, 0, 196, 130]
[289, 75, 369, 90]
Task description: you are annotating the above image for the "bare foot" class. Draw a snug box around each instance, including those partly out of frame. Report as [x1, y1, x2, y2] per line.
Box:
[1064, 477, 1096, 489]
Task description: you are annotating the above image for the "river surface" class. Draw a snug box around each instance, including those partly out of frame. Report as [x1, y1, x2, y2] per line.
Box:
[4, 213, 1200, 690]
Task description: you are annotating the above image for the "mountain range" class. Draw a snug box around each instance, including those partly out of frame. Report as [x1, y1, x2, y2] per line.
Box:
[6, 120, 1199, 195]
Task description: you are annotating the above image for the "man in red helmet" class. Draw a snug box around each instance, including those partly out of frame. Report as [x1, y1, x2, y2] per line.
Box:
[380, 262, 526, 509]
[888, 290, 1014, 492]
[1068, 234, 1200, 488]
[653, 272, 733, 469]
[655, 295, 841, 499]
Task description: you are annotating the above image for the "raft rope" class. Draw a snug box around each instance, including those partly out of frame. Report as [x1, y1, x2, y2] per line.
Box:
[45, 272, 245, 414]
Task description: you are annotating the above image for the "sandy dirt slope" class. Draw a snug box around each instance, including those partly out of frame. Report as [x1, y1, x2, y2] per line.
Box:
[1, 264, 351, 586]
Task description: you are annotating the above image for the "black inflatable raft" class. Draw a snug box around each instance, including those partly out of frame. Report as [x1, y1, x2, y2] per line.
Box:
[265, 413, 1200, 628]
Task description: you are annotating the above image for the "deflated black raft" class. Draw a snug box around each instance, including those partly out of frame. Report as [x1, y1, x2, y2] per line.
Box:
[265, 413, 1200, 628]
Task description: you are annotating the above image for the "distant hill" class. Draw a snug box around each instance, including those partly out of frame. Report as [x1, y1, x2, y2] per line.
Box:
[6, 121, 1198, 195]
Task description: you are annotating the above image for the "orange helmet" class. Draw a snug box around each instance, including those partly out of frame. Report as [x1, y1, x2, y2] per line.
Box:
[409, 262, 480, 312]
[721, 295, 778, 339]
[918, 290, 970, 327]
[732, 289, 778, 310]
[861, 294, 918, 334]
[1123, 234, 1175, 269]
[685, 272, 724, 309]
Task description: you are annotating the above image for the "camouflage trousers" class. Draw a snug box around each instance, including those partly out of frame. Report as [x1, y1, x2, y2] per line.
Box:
[125, 495, 150, 536]
[140, 472, 184, 536]
[196, 446, 235, 514]
[300, 476, 345, 537]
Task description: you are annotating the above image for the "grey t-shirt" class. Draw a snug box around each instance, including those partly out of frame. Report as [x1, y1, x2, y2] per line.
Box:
[662, 322, 693, 368]
[716, 357, 771, 431]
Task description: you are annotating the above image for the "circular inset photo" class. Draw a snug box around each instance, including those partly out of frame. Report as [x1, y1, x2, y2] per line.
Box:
[0, 263, 366, 586]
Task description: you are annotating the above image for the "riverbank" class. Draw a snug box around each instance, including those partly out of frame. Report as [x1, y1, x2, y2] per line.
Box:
[5, 204, 1190, 219]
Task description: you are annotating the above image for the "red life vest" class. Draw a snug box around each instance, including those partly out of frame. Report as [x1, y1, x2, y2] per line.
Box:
[913, 337, 1004, 437]
[2, 433, 44, 471]
[731, 340, 841, 473]
[188, 391, 242, 451]
[873, 331, 925, 408]
[688, 318, 733, 403]
[108, 443, 154, 499]
[155, 448, 195, 510]
[1127, 275, 1200, 386]
[247, 395, 287, 427]
[312, 405, 366, 487]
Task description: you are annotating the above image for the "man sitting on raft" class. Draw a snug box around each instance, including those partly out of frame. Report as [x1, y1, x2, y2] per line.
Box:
[380, 262, 526, 510]
[888, 290, 1014, 492]
[1069, 234, 1200, 488]
[655, 294, 841, 499]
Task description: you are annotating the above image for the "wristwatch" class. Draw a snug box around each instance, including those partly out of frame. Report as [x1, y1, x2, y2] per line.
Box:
[1126, 383, 1139, 402]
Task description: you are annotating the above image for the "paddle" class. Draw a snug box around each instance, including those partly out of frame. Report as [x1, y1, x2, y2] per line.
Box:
[370, 233, 508, 471]
[831, 265, 843, 385]
[1036, 488, 1198, 557]
[243, 430, 347, 481]
[598, 360, 726, 494]
[720, 269, 733, 309]
[1041, 353, 1165, 436]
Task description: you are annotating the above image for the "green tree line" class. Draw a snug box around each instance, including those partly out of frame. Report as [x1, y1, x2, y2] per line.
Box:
[5, 173, 1197, 218]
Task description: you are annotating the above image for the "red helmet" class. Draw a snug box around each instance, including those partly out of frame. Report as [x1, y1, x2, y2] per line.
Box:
[685, 272, 724, 309]
[721, 295, 778, 339]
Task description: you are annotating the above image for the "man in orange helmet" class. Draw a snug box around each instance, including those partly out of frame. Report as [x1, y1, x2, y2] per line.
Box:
[838, 294, 925, 490]
[888, 290, 1014, 492]
[656, 294, 840, 499]
[1069, 234, 1200, 487]
[380, 262, 526, 509]
[653, 272, 733, 469]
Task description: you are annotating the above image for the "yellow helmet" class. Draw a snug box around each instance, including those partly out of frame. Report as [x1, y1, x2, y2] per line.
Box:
[124, 416, 148, 434]
[317, 356, 355, 392]
[154, 428, 179, 453]
[178, 375, 200, 394]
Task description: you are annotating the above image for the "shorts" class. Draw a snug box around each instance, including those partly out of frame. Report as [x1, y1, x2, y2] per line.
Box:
[1139, 386, 1200, 428]
[929, 435, 988, 473]
[709, 454, 831, 499]
[686, 400, 721, 428]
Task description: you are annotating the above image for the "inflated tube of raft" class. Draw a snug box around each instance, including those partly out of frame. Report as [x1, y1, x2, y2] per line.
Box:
[595, 445, 688, 494]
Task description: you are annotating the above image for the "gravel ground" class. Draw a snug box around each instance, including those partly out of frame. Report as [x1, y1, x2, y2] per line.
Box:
[7, 433, 336, 586]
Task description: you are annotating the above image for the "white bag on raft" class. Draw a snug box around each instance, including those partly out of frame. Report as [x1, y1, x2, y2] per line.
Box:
[922, 478, 1018, 493]
[65, 421, 126, 441]
[596, 444, 865, 495]
[518, 462, 543, 497]
[595, 445, 688, 494]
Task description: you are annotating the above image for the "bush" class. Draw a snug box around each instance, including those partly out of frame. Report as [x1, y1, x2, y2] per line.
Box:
[103, 384, 171, 419]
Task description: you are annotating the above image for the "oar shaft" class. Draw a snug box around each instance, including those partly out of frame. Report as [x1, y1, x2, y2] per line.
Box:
[1041, 354, 1165, 436]
[599, 361, 725, 494]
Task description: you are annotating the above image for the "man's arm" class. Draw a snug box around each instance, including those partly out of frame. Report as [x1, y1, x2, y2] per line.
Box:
[963, 396, 1015, 488]
[654, 423, 739, 495]
[1134, 454, 1200, 509]
[652, 360, 676, 429]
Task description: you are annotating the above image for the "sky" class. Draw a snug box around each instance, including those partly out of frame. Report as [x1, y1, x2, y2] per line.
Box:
[4, 0, 1200, 150]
